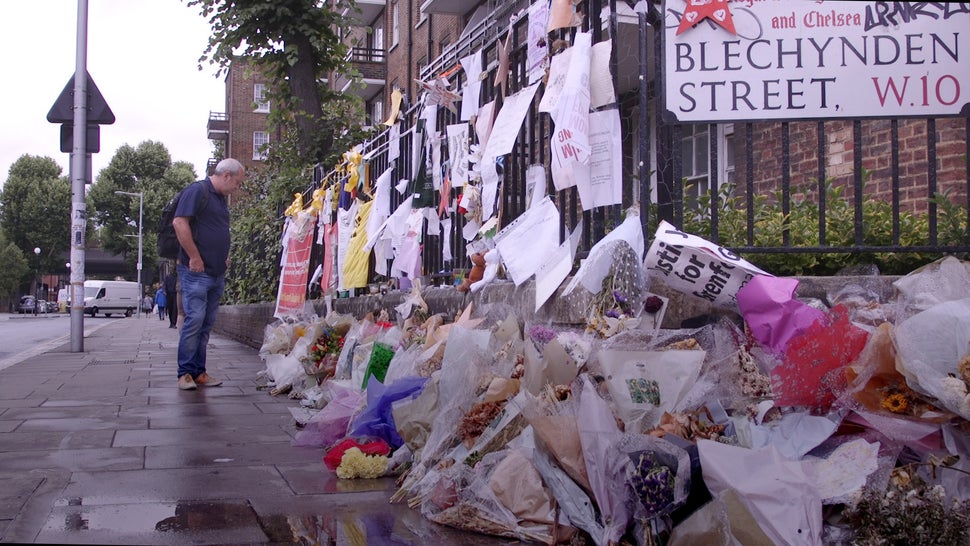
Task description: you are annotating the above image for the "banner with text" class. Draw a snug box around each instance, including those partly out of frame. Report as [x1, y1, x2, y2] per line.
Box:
[663, 0, 970, 122]
[274, 219, 314, 319]
[645, 220, 770, 309]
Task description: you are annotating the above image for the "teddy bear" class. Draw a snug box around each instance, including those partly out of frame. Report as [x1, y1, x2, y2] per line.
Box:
[457, 252, 486, 293]
[470, 249, 501, 293]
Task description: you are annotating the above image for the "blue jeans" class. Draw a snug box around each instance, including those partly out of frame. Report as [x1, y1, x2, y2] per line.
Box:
[176, 265, 225, 378]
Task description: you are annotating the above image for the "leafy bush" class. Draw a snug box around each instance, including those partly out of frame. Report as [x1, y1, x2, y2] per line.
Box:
[672, 172, 968, 276]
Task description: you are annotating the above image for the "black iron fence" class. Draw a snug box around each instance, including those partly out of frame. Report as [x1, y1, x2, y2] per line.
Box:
[309, 0, 969, 286]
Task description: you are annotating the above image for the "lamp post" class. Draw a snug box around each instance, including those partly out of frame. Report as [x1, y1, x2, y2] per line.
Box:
[64, 262, 71, 313]
[115, 191, 143, 315]
[33, 247, 40, 315]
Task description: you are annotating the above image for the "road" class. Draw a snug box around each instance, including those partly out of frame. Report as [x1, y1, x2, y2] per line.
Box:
[0, 312, 133, 371]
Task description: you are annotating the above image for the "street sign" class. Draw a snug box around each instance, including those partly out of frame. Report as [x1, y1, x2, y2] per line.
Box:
[59, 124, 100, 154]
[47, 71, 115, 125]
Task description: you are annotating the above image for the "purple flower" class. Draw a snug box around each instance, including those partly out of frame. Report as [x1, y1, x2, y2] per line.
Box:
[528, 324, 557, 345]
[613, 290, 627, 304]
[605, 309, 620, 319]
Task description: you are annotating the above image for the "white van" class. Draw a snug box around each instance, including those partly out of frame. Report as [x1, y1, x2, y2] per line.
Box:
[83, 280, 140, 317]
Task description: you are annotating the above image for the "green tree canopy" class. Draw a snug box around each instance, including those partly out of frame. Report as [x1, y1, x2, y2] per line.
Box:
[0, 154, 71, 275]
[188, 0, 358, 166]
[87, 142, 195, 283]
[0, 229, 30, 301]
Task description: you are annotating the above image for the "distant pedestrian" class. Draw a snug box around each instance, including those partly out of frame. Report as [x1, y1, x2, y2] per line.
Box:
[142, 295, 153, 317]
[155, 287, 167, 320]
[173, 158, 245, 390]
[164, 272, 178, 329]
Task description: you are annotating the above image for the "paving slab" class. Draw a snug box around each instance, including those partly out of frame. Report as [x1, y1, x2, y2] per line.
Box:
[0, 447, 145, 472]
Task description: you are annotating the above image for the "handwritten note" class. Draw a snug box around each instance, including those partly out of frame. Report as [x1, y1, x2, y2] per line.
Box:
[446, 123, 469, 187]
[494, 196, 561, 286]
[576, 109, 622, 211]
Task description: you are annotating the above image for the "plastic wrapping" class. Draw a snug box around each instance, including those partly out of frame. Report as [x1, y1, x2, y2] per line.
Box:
[597, 348, 706, 433]
[698, 439, 823, 546]
[894, 298, 970, 420]
[615, 433, 692, 522]
[348, 376, 428, 449]
[291, 382, 366, 448]
[576, 374, 632, 545]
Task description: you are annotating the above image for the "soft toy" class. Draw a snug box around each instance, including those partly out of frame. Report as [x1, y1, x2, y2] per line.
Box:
[457, 253, 486, 293]
[470, 249, 501, 293]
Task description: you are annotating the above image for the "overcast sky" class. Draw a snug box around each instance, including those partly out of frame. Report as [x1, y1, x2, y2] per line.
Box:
[0, 0, 225, 187]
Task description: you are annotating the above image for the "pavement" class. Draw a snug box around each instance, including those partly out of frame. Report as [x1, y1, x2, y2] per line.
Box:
[0, 316, 517, 545]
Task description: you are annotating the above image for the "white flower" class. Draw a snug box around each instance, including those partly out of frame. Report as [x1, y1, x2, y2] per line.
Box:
[939, 376, 970, 417]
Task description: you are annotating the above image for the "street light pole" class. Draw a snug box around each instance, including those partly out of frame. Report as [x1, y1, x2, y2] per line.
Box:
[115, 191, 143, 314]
[33, 247, 40, 315]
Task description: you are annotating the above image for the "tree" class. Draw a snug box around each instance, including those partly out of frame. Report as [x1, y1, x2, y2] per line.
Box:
[0, 230, 29, 302]
[188, 0, 358, 166]
[87, 142, 195, 285]
[0, 155, 71, 278]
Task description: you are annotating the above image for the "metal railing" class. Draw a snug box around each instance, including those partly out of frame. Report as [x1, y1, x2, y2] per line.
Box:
[346, 46, 387, 64]
[305, 0, 970, 287]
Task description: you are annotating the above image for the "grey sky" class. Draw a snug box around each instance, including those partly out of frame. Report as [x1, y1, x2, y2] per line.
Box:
[0, 0, 225, 186]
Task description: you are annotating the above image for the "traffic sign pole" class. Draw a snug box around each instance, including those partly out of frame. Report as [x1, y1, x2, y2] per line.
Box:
[69, 0, 89, 353]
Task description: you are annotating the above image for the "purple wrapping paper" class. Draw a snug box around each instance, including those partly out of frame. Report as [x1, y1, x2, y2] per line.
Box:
[737, 275, 825, 355]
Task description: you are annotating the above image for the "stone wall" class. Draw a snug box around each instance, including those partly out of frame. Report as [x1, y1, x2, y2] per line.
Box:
[213, 274, 900, 349]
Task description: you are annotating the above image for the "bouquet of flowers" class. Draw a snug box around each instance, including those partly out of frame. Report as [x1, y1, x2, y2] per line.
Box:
[584, 243, 646, 338]
[304, 324, 350, 382]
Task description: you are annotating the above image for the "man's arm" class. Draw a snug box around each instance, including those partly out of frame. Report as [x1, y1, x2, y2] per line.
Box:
[173, 216, 205, 273]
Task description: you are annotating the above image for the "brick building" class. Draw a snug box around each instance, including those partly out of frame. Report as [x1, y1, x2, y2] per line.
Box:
[738, 118, 968, 213]
[206, 57, 277, 175]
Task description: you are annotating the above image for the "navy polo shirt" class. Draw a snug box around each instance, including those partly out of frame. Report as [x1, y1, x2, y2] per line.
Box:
[175, 178, 231, 278]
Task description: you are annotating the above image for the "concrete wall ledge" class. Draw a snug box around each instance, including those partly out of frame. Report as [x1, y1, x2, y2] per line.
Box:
[214, 274, 901, 349]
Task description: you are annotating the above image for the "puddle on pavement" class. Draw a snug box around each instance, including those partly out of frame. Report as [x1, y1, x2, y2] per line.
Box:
[45, 498, 511, 544]
[51, 499, 257, 533]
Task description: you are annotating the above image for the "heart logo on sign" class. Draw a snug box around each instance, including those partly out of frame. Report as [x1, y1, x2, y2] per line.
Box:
[675, 0, 737, 36]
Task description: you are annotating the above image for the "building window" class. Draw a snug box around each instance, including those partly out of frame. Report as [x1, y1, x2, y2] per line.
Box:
[372, 18, 384, 51]
[391, 0, 400, 48]
[369, 100, 384, 126]
[681, 124, 736, 212]
[254, 83, 270, 113]
[253, 131, 269, 161]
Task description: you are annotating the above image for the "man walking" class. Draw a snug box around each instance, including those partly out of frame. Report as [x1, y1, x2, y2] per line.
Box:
[164, 272, 178, 329]
[172, 158, 245, 390]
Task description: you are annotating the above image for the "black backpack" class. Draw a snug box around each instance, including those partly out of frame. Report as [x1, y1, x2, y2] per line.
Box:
[157, 181, 209, 259]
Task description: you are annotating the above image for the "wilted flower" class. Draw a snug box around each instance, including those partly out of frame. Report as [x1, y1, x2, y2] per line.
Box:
[528, 324, 557, 346]
[881, 392, 909, 414]
[644, 296, 664, 313]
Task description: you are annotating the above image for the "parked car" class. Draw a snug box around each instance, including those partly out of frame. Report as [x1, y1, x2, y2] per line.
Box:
[18, 295, 38, 314]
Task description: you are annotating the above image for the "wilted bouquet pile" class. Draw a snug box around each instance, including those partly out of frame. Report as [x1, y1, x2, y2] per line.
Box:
[257, 236, 970, 545]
